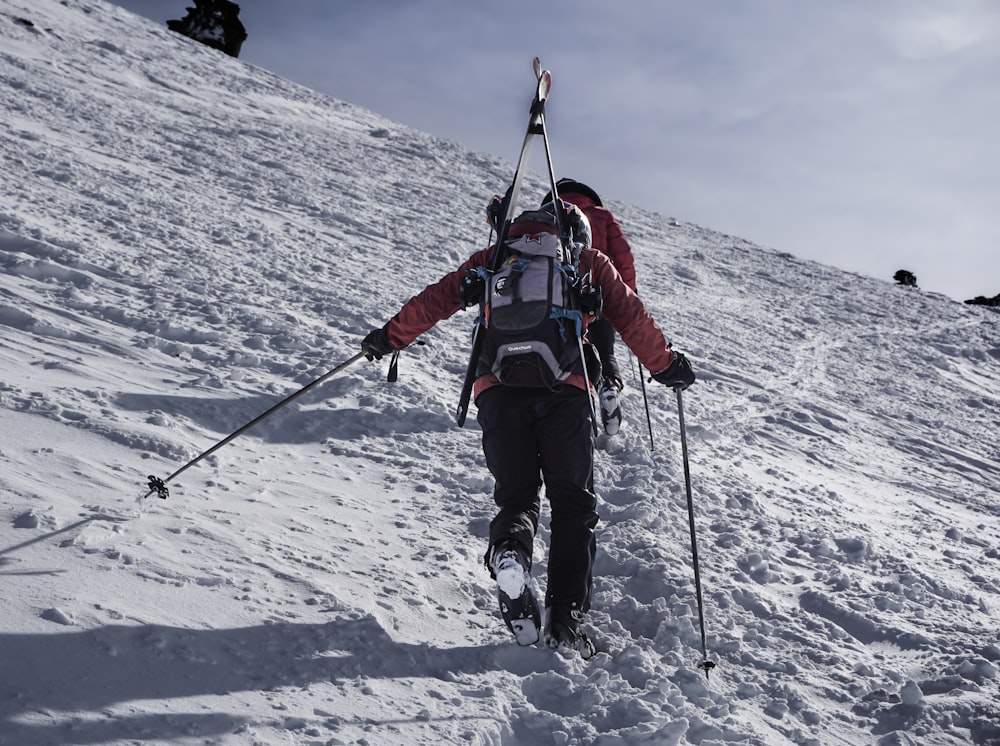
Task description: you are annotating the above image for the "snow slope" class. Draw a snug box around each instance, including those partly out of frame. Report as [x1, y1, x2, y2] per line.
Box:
[1, 2, 998, 744]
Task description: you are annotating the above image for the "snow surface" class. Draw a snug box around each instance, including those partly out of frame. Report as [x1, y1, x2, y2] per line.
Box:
[1, 2, 998, 745]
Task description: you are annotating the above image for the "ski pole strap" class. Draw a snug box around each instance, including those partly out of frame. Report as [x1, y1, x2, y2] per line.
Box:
[385, 339, 427, 383]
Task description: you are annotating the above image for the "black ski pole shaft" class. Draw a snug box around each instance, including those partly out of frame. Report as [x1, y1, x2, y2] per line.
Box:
[456, 60, 550, 427]
[143, 351, 366, 500]
[675, 387, 715, 678]
[639, 365, 654, 450]
[576, 335, 600, 438]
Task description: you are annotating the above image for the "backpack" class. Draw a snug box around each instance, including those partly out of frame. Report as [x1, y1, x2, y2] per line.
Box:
[474, 206, 590, 388]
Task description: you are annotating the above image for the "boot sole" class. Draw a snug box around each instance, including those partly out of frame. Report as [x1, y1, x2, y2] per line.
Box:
[498, 586, 541, 646]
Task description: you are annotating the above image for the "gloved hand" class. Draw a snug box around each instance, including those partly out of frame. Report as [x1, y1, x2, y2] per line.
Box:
[651, 352, 695, 390]
[460, 268, 485, 308]
[486, 194, 505, 230]
[361, 326, 395, 361]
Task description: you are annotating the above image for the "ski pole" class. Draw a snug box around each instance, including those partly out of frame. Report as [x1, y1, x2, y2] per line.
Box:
[143, 351, 366, 500]
[576, 336, 600, 438]
[628, 326, 654, 449]
[675, 386, 715, 678]
[639, 365, 654, 450]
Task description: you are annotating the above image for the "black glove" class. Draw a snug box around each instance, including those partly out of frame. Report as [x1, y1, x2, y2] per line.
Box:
[460, 268, 485, 308]
[361, 326, 395, 361]
[486, 194, 505, 230]
[652, 352, 695, 390]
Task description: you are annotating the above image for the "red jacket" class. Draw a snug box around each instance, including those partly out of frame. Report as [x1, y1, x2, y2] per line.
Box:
[384, 246, 675, 400]
[559, 191, 637, 292]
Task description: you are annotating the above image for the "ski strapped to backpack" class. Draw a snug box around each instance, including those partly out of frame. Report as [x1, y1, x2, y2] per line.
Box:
[529, 65, 604, 434]
[455, 59, 551, 426]
[457, 59, 600, 430]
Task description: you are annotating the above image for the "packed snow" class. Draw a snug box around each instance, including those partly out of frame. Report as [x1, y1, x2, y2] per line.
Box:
[1, 2, 998, 744]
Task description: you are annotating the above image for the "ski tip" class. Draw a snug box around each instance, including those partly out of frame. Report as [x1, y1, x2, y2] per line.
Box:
[537, 70, 551, 101]
[532, 57, 541, 78]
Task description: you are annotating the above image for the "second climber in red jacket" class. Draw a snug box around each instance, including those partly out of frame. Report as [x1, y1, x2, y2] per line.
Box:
[542, 179, 637, 436]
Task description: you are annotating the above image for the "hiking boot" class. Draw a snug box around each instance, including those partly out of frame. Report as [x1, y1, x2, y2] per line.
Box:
[490, 543, 540, 646]
[491, 543, 530, 599]
[544, 605, 596, 659]
[598, 378, 623, 436]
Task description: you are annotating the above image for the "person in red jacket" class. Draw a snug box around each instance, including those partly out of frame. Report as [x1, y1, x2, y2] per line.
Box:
[541, 179, 637, 436]
[361, 200, 694, 658]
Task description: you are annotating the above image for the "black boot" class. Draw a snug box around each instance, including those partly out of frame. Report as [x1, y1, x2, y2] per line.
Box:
[544, 605, 595, 659]
[489, 541, 540, 645]
[598, 377, 623, 436]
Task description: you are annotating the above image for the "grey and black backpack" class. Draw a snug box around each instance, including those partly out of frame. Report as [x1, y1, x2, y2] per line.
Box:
[474, 203, 596, 388]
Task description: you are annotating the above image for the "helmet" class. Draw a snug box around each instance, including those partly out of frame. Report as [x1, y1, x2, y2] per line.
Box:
[489, 187, 593, 252]
[531, 199, 592, 252]
[541, 178, 604, 208]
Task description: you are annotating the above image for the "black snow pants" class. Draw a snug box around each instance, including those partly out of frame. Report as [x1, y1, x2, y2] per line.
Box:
[477, 385, 598, 612]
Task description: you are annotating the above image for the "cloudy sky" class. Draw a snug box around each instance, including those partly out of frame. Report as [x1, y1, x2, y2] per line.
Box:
[111, 0, 1000, 301]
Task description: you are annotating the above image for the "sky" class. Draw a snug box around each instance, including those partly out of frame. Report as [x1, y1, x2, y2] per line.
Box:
[110, 0, 1000, 302]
